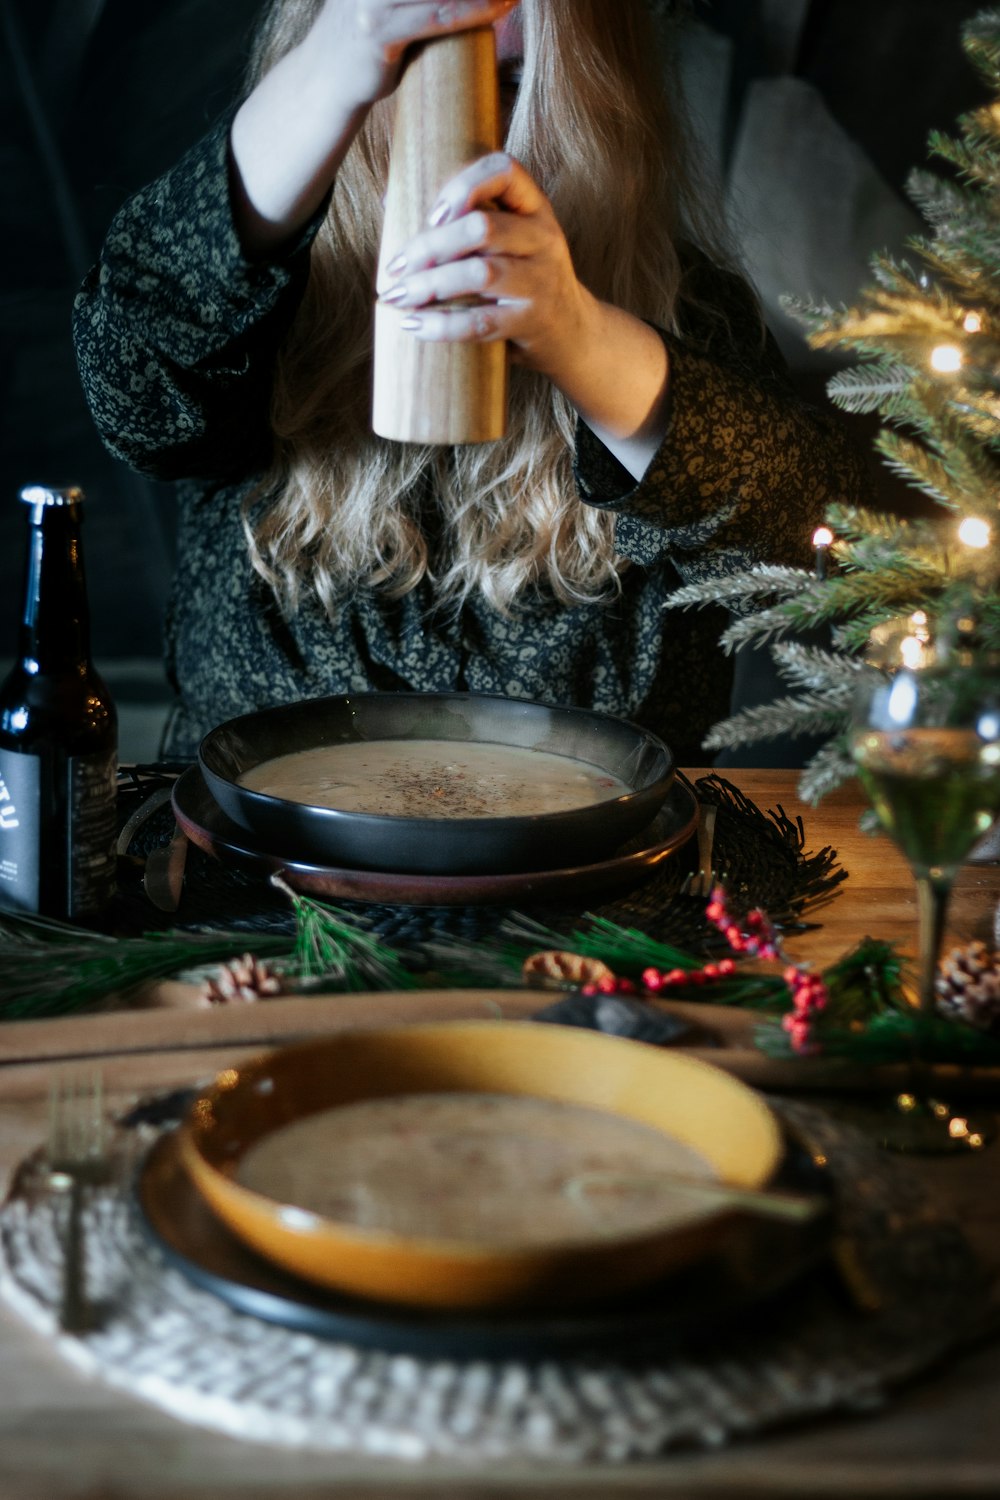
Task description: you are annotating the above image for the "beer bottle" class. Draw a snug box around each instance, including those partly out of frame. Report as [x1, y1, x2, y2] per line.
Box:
[0, 485, 117, 921]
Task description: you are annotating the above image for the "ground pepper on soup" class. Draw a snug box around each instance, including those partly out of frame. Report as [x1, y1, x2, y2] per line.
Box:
[238, 739, 630, 818]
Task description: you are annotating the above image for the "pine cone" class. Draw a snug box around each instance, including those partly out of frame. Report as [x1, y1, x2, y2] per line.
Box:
[935, 940, 1000, 1033]
[521, 950, 616, 988]
[199, 954, 286, 1006]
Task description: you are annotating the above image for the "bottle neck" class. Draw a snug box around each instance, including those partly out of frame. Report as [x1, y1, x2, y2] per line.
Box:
[17, 504, 92, 674]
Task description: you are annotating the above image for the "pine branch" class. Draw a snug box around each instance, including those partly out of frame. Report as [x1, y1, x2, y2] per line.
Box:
[270, 879, 418, 992]
[905, 168, 982, 232]
[717, 568, 940, 655]
[963, 11, 1000, 88]
[825, 500, 946, 550]
[663, 564, 814, 612]
[0, 918, 295, 1018]
[825, 362, 916, 416]
[930, 127, 1000, 189]
[797, 738, 857, 805]
[838, 530, 952, 581]
[874, 427, 995, 509]
[770, 641, 866, 692]
[702, 690, 855, 751]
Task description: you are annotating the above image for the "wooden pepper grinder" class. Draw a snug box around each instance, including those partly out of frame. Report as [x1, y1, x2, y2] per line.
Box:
[372, 27, 508, 445]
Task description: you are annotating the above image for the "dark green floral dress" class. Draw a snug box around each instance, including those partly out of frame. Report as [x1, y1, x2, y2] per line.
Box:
[73, 120, 867, 764]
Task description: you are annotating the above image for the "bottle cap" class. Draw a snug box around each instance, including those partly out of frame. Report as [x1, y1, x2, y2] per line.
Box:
[19, 485, 85, 508]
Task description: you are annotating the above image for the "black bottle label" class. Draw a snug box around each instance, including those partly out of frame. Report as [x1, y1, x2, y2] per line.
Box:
[0, 745, 116, 918]
[0, 748, 41, 911]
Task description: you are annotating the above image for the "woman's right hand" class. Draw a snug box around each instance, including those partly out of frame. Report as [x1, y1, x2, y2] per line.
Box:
[231, 0, 518, 256]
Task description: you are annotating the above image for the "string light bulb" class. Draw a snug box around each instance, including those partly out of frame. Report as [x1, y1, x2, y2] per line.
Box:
[899, 635, 927, 670]
[812, 525, 834, 580]
[930, 344, 963, 373]
[958, 516, 991, 549]
[963, 311, 983, 333]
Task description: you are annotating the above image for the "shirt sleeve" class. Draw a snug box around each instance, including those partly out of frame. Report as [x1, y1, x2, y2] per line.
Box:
[72, 115, 321, 484]
[573, 256, 871, 576]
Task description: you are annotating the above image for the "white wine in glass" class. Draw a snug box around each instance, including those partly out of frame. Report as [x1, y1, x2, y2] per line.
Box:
[849, 651, 1000, 1150]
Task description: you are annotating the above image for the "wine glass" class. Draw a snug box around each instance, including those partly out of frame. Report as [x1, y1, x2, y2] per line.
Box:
[849, 644, 1000, 1150]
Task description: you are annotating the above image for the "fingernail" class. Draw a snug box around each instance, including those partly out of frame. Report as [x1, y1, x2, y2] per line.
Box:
[400, 316, 422, 331]
[428, 200, 451, 227]
[386, 252, 406, 275]
[381, 283, 409, 304]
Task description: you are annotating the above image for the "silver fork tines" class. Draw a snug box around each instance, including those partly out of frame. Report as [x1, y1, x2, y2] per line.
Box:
[47, 1070, 109, 1335]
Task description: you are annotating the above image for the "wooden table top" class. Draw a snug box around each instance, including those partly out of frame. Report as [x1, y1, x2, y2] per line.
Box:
[0, 768, 998, 1499]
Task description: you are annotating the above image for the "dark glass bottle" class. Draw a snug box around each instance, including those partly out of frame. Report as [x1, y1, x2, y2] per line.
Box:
[0, 485, 117, 920]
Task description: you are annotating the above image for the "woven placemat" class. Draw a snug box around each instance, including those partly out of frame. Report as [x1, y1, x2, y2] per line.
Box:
[0, 1099, 990, 1463]
[110, 767, 846, 952]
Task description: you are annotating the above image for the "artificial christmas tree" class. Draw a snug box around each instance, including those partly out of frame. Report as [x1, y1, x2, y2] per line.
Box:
[667, 6, 1000, 801]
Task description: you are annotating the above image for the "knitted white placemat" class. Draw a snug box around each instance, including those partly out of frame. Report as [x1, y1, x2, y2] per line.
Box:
[0, 1100, 989, 1463]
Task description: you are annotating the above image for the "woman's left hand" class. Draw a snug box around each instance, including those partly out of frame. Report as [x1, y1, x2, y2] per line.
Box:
[380, 152, 592, 388]
[381, 150, 671, 480]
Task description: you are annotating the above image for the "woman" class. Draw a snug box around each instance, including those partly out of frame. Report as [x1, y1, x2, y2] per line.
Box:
[73, 0, 867, 763]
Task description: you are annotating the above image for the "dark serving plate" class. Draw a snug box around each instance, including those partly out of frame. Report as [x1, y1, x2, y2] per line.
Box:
[133, 1125, 833, 1362]
[197, 693, 674, 876]
[172, 766, 698, 907]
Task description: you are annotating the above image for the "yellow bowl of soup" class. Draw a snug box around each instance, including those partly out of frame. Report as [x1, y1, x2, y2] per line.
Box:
[178, 1021, 783, 1311]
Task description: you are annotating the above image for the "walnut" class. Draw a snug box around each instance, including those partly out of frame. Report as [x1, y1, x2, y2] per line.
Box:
[521, 950, 616, 988]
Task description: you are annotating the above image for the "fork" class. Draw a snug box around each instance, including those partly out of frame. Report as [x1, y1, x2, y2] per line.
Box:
[46, 1070, 111, 1334]
[686, 803, 718, 899]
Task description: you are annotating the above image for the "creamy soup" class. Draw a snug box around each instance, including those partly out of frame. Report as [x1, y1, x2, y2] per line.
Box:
[235, 1091, 719, 1245]
[238, 739, 630, 819]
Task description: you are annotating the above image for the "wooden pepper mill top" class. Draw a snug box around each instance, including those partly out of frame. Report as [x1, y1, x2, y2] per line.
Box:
[372, 28, 509, 446]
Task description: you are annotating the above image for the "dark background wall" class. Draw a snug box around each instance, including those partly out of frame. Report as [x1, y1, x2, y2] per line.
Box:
[0, 0, 990, 755]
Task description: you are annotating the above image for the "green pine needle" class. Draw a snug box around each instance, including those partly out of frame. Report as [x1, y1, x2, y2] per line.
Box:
[271, 879, 418, 992]
[0, 914, 294, 1018]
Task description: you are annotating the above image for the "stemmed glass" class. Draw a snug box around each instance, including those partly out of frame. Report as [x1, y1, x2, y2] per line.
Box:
[849, 642, 1000, 1150]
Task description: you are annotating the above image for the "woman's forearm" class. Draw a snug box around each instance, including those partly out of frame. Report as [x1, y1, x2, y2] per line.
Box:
[229, 38, 373, 258]
[554, 294, 671, 482]
[229, 0, 519, 259]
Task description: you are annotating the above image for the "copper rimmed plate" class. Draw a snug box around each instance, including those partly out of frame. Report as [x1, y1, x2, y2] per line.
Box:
[172, 766, 698, 907]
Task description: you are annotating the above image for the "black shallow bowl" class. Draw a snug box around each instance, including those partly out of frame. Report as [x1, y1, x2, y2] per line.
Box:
[197, 692, 674, 875]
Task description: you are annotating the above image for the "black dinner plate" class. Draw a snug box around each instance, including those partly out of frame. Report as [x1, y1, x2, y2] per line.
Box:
[172, 766, 699, 908]
[132, 1126, 834, 1363]
[198, 692, 675, 875]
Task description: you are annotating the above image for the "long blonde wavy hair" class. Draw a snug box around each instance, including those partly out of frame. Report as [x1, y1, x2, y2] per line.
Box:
[243, 0, 728, 618]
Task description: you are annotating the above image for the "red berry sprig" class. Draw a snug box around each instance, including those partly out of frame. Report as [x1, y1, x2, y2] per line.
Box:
[705, 885, 829, 1055]
[579, 958, 738, 999]
[705, 889, 779, 960]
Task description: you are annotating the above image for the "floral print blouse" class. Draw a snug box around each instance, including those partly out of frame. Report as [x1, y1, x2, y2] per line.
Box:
[73, 120, 868, 764]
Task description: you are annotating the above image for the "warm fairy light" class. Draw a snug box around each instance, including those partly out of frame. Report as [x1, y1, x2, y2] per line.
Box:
[908, 610, 930, 640]
[963, 311, 983, 333]
[899, 635, 926, 670]
[930, 343, 963, 373]
[958, 516, 991, 549]
[812, 525, 833, 580]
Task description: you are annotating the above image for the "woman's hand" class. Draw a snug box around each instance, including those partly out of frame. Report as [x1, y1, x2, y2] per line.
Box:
[313, 0, 521, 110]
[382, 153, 672, 479]
[231, 0, 518, 256]
[382, 153, 588, 382]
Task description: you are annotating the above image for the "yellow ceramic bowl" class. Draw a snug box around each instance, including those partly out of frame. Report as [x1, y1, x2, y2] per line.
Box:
[178, 1021, 783, 1311]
